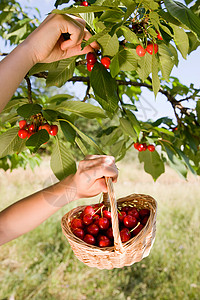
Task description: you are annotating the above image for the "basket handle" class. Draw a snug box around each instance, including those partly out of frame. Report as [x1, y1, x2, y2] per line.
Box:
[104, 177, 125, 254]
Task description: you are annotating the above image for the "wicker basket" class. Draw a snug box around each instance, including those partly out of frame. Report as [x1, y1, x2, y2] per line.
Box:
[61, 177, 157, 269]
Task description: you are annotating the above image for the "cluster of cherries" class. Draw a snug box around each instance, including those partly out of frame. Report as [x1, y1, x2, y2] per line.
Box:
[70, 203, 150, 247]
[134, 142, 155, 152]
[18, 117, 58, 140]
[136, 31, 162, 57]
[86, 52, 111, 72]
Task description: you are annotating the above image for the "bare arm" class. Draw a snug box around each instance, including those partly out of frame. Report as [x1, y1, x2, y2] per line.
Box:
[0, 13, 98, 113]
[0, 155, 118, 245]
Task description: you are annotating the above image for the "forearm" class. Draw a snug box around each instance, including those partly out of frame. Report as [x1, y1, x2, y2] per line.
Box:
[0, 42, 35, 113]
[0, 175, 77, 245]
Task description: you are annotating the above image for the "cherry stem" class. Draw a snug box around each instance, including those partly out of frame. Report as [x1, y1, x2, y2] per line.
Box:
[130, 222, 141, 233]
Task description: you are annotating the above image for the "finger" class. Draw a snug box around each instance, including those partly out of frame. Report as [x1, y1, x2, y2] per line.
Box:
[61, 43, 95, 58]
[79, 156, 115, 170]
[60, 24, 85, 50]
[83, 30, 100, 50]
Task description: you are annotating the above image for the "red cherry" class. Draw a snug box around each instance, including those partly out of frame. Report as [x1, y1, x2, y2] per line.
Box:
[156, 31, 163, 40]
[99, 217, 110, 230]
[136, 45, 146, 57]
[147, 144, 155, 152]
[87, 63, 94, 72]
[118, 211, 127, 223]
[137, 144, 145, 152]
[128, 208, 140, 219]
[103, 210, 111, 219]
[87, 224, 99, 236]
[83, 206, 95, 216]
[73, 228, 85, 240]
[50, 125, 58, 136]
[39, 123, 51, 134]
[82, 214, 93, 225]
[98, 235, 111, 247]
[84, 234, 96, 245]
[19, 120, 27, 129]
[93, 214, 100, 225]
[71, 218, 84, 230]
[141, 216, 149, 225]
[18, 129, 28, 139]
[172, 127, 178, 132]
[142, 143, 147, 151]
[28, 124, 35, 132]
[120, 228, 131, 243]
[86, 52, 97, 65]
[121, 206, 129, 213]
[132, 224, 144, 236]
[81, 1, 89, 6]
[106, 227, 114, 239]
[101, 57, 111, 69]
[139, 209, 150, 218]
[146, 43, 158, 55]
[134, 142, 140, 150]
[123, 215, 137, 228]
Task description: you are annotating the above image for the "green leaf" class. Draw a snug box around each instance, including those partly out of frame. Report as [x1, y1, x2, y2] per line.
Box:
[120, 26, 139, 43]
[28, 62, 58, 76]
[58, 119, 104, 154]
[0, 128, 19, 158]
[42, 109, 58, 122]
[50, 139, 77, 181]
[159, 44, 177, 80]
[90, 63, 119, 111]
[46, 57, 76, 87]
[171, 24, 189, 59]
[125, 110, 141, 136]
[164, 0, 200, 40]
[100, 10, 124, 23]
[26, 130, 49, 153]
[138, 150, 165, 181]
[60, 120, 76, 144]
[118, 49, 138, 72]
[17, 104, 42, 118]
[110, 139, 125, 158]
[79, 12, 95, 30]
[97, 33, 119, 56]
[110, 49, 138, 77]
[175, 148, 196, 175]
[2, 98, 27, 114]
[55, 100, 106, 119]
[52, 6, 120, 14]
[101, 127, 123, 146]
[187, 31, 200, 54]
[48, 94, 73, 105]
[75, 137, 88, 156]
[196, 100, 200, 122]
[164, 145, 187, 178]
[120, 118, 137, 140]
[152, 53, 160, 97]
[137, 52, 152, 82]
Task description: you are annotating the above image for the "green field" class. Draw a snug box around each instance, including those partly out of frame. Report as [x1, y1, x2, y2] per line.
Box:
[0, 156, 200, 300]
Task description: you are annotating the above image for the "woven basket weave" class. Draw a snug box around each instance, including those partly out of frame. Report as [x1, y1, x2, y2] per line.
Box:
[61, 177, 157, 269]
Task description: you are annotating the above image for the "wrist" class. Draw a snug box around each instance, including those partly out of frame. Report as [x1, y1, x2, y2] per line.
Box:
[19, 40, 39, 67]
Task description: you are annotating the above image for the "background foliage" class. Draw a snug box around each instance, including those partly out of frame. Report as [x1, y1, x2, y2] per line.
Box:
[0, 0, 200, 180]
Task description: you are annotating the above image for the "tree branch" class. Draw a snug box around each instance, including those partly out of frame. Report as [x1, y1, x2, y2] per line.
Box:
[31, 73, 198, 123]
[24, 74, 33, 104]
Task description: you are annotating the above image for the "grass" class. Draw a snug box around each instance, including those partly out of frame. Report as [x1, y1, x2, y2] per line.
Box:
[0, 155, 200, 300]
